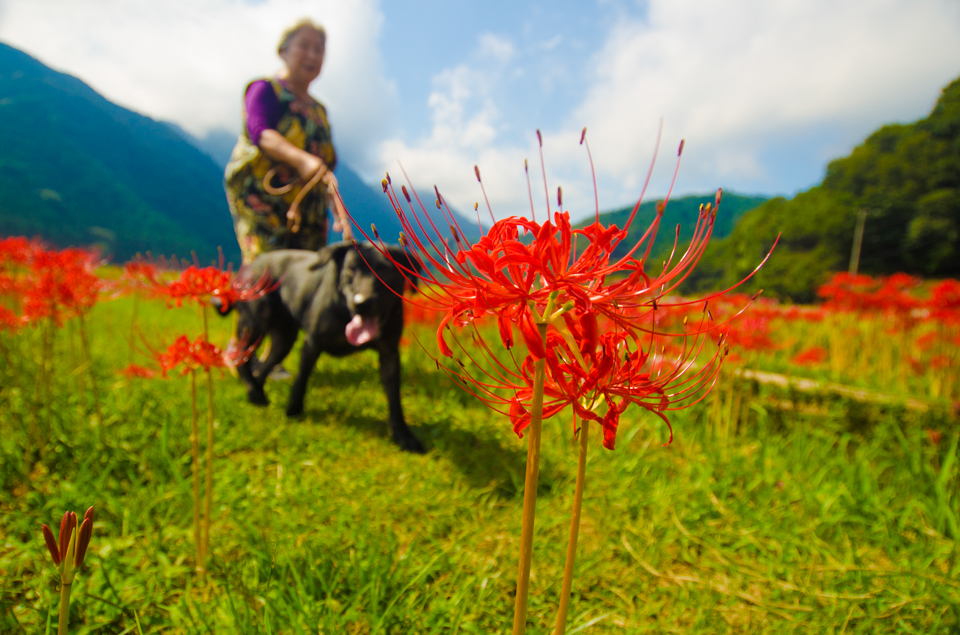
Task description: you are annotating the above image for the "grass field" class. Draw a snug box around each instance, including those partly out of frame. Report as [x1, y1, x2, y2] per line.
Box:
[2, 278, 960, 633]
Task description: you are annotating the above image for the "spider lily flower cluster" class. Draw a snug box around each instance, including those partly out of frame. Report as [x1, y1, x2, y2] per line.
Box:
[367, 130, 747, 450]
[117, 256, 277, 581]
[120, 254, 276, 313]
[357, 128, 773, 634]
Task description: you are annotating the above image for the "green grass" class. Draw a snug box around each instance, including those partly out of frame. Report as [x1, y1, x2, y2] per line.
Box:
[1, 296, 958, 633]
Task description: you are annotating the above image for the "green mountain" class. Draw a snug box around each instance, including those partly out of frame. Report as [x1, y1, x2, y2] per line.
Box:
[583, 192, 769, 262]
[686, 74, 960, 302]
[0, 42, 238, 263]
[0, 42, 477, 264]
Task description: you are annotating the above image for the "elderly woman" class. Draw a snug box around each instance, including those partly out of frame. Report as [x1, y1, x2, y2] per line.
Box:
[225, 18, 351, 264]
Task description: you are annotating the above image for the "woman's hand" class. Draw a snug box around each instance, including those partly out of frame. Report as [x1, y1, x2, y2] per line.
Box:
[323, 171, 353, 241]
[260, 129, 328, 181]
[258, 128, 351, 239]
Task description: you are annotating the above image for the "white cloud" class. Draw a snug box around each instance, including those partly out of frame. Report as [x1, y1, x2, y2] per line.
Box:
[573, 0, 960, 201]
[375, 0, 960, 222]
[376, 32, 553, 221]
[0, 0, 396, 173]
[478, 33, 515, 64]
[2, 0, 958, 223]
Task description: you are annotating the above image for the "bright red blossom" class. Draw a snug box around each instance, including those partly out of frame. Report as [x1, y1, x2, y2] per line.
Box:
[119, 363, 158, 379]
[356, 130, 770, 449]
[19, 247, 102, 326]
[157, 335, 227, 376]
[150, 263, 277, 312]
[792, 346, 828, 366]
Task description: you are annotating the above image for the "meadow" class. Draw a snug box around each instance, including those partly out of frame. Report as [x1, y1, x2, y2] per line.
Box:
[1, 241, 959, 634]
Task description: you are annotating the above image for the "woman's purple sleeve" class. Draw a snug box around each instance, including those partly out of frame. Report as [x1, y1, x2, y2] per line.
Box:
[244, 80, 281, 146]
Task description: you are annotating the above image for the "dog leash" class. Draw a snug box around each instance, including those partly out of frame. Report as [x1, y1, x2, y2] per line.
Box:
[262, 165, 328, 234]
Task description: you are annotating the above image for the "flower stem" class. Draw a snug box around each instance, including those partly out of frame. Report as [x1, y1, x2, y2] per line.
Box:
[57, 582, 72, 635]
[200, 366, 215, 570]
[512, 321, 548, 635]
[78, 314, 104, 446]
[553, 419, 589, 635]
[190, 371, 203, 579]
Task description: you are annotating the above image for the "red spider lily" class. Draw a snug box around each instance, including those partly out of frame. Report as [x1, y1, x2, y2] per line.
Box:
[157, 335, 227, 376]
[19, 247, 102, 326]
[0, 236, 41, 265]
[158, 265, 233, 308]
[915, 331, 939, 352]
[41, 507, 94, 582]
[359, 130, 778, 635]
[818, 272, 921, 324]
[362, 130, 752, 362]
[211, 268, 279, 313]
[792, 346, 828, 366]
[150, 262, 277, 312]
[119, 363, 157, 379]
[354, 129, 773, 450]
[928, 280, 960, 325]
[222, 332, 264, 369]
[435, 299, 727, 449]
[929, 354, 953, 371]
[422, 284, 736, 449]
[714, 316, 775, 352]
[0, 305, 20, 332]
[119, 259, 164, 294]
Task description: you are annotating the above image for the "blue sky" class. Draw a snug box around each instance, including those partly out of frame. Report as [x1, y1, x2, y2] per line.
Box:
[1, 0, 958, 220]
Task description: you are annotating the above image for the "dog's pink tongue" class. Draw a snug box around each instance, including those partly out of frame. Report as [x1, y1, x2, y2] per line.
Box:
[345, 315, 378, 346]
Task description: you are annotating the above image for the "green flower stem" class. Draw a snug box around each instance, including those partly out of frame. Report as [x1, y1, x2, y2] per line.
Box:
[78, 314, 104, 445]
[553, 419, 590, 635]
[57, 582, 72, 635]
[512, 321, 548, 635]
[128, 291, 140, 366]
[200, 366, 215, 571]
[190, 370, 203, 579]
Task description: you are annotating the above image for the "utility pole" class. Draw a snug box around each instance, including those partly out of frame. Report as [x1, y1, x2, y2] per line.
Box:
[849, 208, 868, 276]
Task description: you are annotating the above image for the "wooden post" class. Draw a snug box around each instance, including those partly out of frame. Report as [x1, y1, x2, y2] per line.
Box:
[849, 208, 867, 276]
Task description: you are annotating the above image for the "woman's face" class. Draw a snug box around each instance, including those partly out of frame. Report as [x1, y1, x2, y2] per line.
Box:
[280, 27, 325, 88]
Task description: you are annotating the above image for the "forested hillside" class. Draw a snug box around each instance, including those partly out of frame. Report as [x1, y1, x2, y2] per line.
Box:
[687, 75, 960, 302]
[0, 42, 452, 264]
[0, 43, 239, 263]
[585, 192, 769, 262]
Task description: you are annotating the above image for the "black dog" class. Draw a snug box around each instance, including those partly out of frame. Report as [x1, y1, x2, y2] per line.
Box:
[224, 241, 425, 454]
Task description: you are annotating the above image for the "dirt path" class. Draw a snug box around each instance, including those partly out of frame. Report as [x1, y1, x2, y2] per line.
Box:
[734, 368, 938, 413]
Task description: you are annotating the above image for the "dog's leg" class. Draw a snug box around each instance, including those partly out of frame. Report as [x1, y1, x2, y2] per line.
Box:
[253, 325, 298, 385]
[235, 308, 269, 406]
[286, 337, 321, 418]
[378, 345, 426, 454]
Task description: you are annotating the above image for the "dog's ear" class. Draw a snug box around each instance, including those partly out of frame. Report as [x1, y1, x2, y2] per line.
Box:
[309, 241, 354, 271]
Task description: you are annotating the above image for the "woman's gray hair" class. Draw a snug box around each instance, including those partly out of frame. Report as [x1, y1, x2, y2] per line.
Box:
[277, 18, 327, 54]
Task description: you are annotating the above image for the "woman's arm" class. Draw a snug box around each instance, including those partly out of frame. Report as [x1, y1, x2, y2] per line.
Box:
[258, 129, 325, 179]
[258, 130, 352, 240]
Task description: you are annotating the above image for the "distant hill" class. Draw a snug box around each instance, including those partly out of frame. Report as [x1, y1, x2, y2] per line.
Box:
[0, 42, 238, 263]
[686, 74, 960, 302]
[583, 192, 769, 262]
[0, 42, 477, 264]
